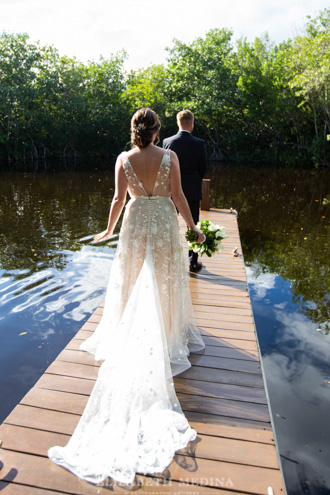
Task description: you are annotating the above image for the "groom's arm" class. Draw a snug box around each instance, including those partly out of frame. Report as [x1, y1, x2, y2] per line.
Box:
[162, 137, 171, 149]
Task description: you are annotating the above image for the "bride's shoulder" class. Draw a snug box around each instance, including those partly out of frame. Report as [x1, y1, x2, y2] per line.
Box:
[115, 152, 129, 172]
[167, 149, 178, 163]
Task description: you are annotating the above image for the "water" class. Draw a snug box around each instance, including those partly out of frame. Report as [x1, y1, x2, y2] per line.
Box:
[0, 164, 329, 494]
[209, 165, 330, 494]
[0, 170, 119, 420]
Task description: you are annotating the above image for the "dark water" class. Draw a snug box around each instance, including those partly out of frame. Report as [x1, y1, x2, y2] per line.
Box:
[0, 164, 329, 494]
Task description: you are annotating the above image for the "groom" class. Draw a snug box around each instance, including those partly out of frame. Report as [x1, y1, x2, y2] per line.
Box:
[163, 110, 207, 273]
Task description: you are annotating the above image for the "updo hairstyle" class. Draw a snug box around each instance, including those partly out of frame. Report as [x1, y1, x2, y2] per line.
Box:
[131, 108, 161, 149]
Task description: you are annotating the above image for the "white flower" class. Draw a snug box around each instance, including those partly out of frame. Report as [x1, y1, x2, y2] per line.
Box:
[215, 227, 227, 238]
[208, 222, 217, 232]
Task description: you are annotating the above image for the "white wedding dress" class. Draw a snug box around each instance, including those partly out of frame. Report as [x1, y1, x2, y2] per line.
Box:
[48, 150, 205, 485]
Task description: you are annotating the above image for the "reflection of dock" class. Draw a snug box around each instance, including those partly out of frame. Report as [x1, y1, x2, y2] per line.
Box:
[0, 209, 285, 494]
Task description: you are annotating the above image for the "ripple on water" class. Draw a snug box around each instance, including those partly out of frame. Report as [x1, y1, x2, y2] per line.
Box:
[0, 244, 115, 422]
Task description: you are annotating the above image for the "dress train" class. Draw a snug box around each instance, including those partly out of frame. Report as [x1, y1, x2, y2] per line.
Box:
[48, 150, 204, 485]
[48, 247, 197, 485]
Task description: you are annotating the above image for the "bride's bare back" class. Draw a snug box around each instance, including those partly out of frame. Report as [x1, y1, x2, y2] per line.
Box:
[126, 145, 167, 197]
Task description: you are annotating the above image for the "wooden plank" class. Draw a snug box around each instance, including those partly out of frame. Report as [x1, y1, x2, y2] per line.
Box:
[35, 372, 267, 405]
[178, 433, 280, 469]
[0, 208, 284, 495]
[20, 388, 89, 416]
[191, 296, 251, 310]
[54, 348, 262, 375]
[72, 334, 259, 351]
[185, 411, 274, 444]
[45, 360, 98, 380]
[140, 363, 259, 389]
[2, 404, 274, 445]
[2, 404, 80, 435]
[174, 377, 268, 404]
[78, 318, 257, 335]
[0, 424, 69, 457]
[195, 345, 259, 361]
[200, 327, 258, 341]
[0, 480, 250, 495]
[85, 316, 101, 325]
[0, 482, 72, 495]
[47, 359, 264, 389]
[189, 354, 261, 374]
[161, 453, 284, 495]
[73, 326, 260, 342]
[189, 280, 248, 291]
[67, 339, 259, 361]
[0, 423, 278, 472]
[80, 321, 98, 331]
[201, 336, 258, 351]
[36, 374, 95, 396]
[0, 444, 284, 495]
[178, 394, 270, 423]
[192, 305, 253, 317]
[189, 282, 248, 293]
[18, 386, 269, 423]
[196, 319, 256, 332]
[0, 450, 107, 495]
[194, 310, 254, 323]
[189, 278, 247, 288]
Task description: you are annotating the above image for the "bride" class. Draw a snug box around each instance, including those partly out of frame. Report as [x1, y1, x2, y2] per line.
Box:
[48, 108, 205, 485]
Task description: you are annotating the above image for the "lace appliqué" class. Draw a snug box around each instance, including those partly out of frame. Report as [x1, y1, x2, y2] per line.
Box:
[48, 148, 205, 486]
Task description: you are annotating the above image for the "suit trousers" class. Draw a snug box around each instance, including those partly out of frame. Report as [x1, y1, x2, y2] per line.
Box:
[188, 200, 200, 265]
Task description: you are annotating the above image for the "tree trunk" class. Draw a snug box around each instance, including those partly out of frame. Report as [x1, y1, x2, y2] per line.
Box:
[311, 92, 319, 139]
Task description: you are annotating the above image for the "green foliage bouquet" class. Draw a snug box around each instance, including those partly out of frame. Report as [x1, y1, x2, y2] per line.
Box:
[185, 220, 228, 257]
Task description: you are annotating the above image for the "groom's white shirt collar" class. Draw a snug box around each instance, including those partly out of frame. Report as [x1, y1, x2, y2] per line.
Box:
[180, 130, 190, 133]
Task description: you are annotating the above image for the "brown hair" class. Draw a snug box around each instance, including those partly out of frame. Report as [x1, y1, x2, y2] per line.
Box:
[177, 109, 194, 125]
[131, 108, 161, 149]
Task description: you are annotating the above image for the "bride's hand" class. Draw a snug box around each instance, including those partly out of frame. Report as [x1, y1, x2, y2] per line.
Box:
[94, 230, 111, 243]
[193, 227, 206, 244]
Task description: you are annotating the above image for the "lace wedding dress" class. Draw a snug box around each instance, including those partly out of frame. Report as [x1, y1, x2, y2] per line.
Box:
[48, 150, 205, 485]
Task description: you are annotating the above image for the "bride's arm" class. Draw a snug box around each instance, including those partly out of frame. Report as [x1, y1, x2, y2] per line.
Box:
[170, 151, 204, 243]
[94, 155, 128, 243]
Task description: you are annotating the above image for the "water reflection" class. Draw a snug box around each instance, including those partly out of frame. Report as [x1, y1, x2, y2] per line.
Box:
[0, 171, 118, 272]
[0, 242, 114, 422]
[249, 270, 330, 493]
[0, 165, 329, 493]
[209, 165, 330, 333]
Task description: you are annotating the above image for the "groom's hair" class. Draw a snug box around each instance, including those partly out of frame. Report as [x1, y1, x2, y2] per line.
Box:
[177, 110, 194, 125]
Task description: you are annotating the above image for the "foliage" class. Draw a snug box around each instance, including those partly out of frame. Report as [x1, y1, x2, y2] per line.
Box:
[0, 8, 330, 168]
[165, 29, 238, 159]
[0, 33, 128, 165]
[185, 220, 227, 257]
[287, 10, 330, 167]
[209, 165, 330, 332]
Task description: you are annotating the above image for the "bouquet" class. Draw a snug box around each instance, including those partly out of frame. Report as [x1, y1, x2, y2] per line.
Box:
[185, 220, 227, 258]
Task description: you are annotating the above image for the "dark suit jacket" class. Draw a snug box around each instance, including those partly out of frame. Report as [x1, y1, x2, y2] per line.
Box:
[163, 131, 207, 201]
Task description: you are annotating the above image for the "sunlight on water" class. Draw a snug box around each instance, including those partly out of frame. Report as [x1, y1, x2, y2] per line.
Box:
[2, 246, 114, 320]
[0, 166, 329, 493]
[246, 263, 330, 492]
[0, 242, 115, 421]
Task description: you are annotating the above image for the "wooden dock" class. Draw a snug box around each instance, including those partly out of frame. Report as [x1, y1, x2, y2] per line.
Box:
[0, 209, 285, 495]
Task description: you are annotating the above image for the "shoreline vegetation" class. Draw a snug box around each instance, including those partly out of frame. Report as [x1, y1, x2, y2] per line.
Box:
[0, 8, 329, 170]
